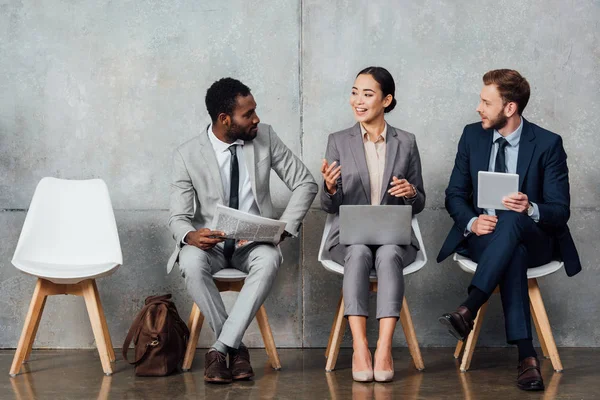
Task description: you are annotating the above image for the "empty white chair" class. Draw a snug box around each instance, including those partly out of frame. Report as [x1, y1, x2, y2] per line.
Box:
[10, 177, 122, 376]
[318, 214, 427, 372]
[452, 253, 564, 372]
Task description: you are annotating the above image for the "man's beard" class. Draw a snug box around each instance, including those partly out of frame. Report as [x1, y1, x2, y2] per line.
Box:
[226, 121, 256, 142]
[486, 109, 509, 131]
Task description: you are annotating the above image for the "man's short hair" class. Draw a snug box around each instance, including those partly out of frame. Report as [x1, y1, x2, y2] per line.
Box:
[483, 69, 531, 115]
[205, 78, 251, 122]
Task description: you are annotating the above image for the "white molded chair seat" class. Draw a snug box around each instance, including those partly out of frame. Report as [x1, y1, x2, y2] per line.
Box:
[453, 253, 564, 279]
[12, 177, 122, 284]
[318, 212, 427, 372]
[211, 268, 249, 282]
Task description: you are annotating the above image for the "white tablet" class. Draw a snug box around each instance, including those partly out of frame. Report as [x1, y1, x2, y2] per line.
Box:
[477, 171, 519, 210]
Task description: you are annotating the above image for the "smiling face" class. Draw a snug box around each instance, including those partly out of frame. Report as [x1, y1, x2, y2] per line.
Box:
[350, 73, 392, 124]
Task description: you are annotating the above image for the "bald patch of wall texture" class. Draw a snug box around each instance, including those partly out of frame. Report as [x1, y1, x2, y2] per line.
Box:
[1, 1, 598, 348]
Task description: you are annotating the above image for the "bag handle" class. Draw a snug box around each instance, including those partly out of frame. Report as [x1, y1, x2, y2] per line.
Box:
[122, 302, 165, 365]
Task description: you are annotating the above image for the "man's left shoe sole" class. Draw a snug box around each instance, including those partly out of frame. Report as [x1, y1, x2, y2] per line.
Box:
[438, 314, 466, 341]
[517, 381, 545, 391]
[232, 372, 254, 380]
[204, 376, 233, 384]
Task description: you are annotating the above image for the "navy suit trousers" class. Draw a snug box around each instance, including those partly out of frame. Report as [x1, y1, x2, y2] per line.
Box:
[463, 211, 554, 343]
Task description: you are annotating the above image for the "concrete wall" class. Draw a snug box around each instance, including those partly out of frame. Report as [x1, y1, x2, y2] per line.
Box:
[1, 0, 598, 349]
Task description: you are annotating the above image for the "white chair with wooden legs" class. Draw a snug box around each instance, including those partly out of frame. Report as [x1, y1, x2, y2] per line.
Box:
[182, 268, 282, 372]
[452, 253, 564, 372]
[318, 214, 427, 372]
[10, 178, 122, 377]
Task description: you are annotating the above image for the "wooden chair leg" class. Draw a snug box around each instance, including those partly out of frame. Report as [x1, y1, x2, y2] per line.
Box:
[23, 295, 47, 364]
[399, 297, 425, 371]
[92, 281, 115, 363]
[531, 302, 550, 358]
[326, 294, 344, 358]
[325, 296, 347, 372]
[255, 305, 282, 370]
[528, 279, 563, 372]
[454, 340, 465, 359]
[460, 300, 489, 372]
[182, 303, 204, 372]
[10, 279, 48, 376]
[81, 280, 113, 376]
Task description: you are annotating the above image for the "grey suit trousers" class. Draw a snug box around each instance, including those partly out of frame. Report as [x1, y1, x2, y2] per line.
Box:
[330, 243, 417, 319]
[178, 242, 281, 349]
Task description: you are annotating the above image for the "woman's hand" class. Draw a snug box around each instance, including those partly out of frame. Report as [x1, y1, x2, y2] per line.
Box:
[321, 159, 341, 194]
[388, 177, 416, 198]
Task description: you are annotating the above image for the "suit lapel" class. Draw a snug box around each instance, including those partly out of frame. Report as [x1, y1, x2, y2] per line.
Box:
[199, 125, 225, 203]
[348, 123, 371, 203]
[380, 127, 399, 204]
[476, 128, 494, 174]
[243, 139, 259, 204]
[516, 118, 536, 190]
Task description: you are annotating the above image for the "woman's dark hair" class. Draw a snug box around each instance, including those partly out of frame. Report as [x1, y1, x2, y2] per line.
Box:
[356, 66, 396, 113]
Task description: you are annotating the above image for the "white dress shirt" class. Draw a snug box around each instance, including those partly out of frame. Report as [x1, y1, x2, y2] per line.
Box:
[182, 124, 259, 244]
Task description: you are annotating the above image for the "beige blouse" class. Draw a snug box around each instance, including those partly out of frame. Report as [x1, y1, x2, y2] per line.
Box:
[361, 123, 388, 205]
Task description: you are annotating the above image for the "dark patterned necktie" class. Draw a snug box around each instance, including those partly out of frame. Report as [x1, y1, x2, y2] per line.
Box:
[494, 137, 509, 173]
[223, 144, 239, 260]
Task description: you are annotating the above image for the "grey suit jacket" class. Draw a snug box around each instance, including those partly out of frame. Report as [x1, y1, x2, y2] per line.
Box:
[167, 123, 318, 273]
[320, 123, 426, 251]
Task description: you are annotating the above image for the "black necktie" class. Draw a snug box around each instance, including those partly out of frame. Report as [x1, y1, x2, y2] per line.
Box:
[494, 137, 509, 173]
[224, 144, 239, 260]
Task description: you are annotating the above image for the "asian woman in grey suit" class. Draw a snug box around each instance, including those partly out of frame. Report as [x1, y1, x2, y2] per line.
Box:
[320, 67, 425, 382]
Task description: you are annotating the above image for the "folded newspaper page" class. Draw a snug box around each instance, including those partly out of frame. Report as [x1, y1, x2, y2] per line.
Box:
[211, 204, 286, 243]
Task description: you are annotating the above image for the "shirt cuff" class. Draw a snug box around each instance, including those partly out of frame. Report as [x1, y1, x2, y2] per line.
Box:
[464, 217, 477, 237]
[530, 202, 540, 223]
[181, 230, 194, 245]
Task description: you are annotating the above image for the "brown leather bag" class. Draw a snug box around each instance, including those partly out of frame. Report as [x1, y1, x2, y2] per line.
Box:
[122, 294, 190, 376]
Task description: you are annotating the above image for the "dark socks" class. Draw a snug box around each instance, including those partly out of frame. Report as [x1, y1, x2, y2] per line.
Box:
[460, 287, 489, 316]
[517, 339, 537, 362]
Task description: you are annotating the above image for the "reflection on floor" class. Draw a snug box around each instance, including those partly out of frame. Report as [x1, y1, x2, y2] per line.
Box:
[2, 348, 598, 399]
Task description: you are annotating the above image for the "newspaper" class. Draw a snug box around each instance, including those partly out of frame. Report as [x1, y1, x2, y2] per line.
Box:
[211, 204, 286, 243]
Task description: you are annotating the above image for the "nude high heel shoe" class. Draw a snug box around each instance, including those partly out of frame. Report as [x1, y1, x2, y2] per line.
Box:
[374, 349, 394, 382]
[352, 351, 374, 382]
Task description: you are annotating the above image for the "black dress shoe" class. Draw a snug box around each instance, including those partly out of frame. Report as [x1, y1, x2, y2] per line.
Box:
[438, 306, 474, 341]
[517, 357, 545, 391]
[204, 350, 232, 383]
[230, 345, 254, 380]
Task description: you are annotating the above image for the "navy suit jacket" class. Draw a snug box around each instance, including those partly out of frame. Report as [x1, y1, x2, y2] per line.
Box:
[437, 118, 581, 277]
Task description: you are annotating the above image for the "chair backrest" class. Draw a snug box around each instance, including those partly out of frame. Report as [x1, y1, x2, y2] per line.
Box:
[318, 213, 428, 276]
[12, 178, 123, 269]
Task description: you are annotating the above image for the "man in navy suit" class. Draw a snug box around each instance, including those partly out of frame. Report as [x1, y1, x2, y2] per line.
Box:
[437, 69, 581, 391]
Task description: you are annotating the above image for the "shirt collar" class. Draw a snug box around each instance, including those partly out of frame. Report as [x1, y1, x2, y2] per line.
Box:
[207, 123, 244, 153]
[361, 123, 388, 143]
[493, 117, 523, 147]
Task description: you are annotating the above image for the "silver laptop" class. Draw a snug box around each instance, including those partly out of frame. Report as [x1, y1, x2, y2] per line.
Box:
[339, 205, 412, 245]
[477, 171, 519, 210]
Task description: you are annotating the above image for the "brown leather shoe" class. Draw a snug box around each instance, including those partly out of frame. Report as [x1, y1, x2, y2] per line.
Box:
[517, 357, 544, 391]
[438, 306, 474, 341]
[230, 345, 254, 380]
[204, 350, 232, 383]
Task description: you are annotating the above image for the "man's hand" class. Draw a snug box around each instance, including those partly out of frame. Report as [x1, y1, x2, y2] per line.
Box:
[388, 177, 416, 198]
[502, 192, 529, 213]
[471, 215, 498, 236]
[185, 228, 226, 250]
[321, 159, 341, 195]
